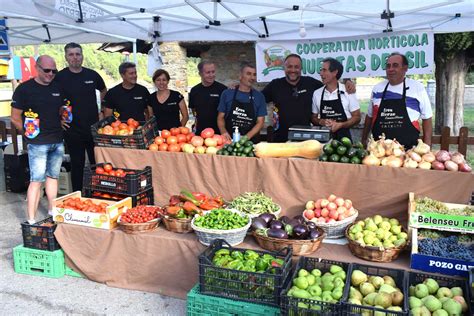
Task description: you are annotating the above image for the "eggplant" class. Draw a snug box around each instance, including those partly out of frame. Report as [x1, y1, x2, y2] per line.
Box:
[306, 221, 317, 230]
[293, 224, 308, 239]
[288, 219, 301, 229]
[267, 228, 288, 239]
[279, 216, 291, 225]
[259, 213, 276, 224]
[269, 220, 283, 230]
[293, 215, 305, 224]
[251, 217, 268, 231]
[308, 228, 322, 240]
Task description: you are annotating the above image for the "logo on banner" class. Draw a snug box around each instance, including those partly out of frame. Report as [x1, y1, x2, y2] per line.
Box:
[24, 108, 40, 139]
[262, 45, 291, 75]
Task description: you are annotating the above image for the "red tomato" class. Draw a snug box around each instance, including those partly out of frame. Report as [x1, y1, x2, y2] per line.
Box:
[167, 136, 178, 145]
[119, 123, 128, 130]
[161, 129, 171, 139]
[168, 144, 181, 152]
[176, 134, 186, 143]
[186, 133, 195, 142]
[179, 127, 190, 135]
[111, 120, 121, 128]
[170, 127, 180, 136]
[149, 143, 159, 151]
[116, 169, 126, 177]
[200, 128, 215, 139]
[108, 170, 117, 177]
[95, 167, 105, 174]
[103, 164, 113, 172]
[127, 118, 136, 126]
[154, 136, 164, 145]
[158, 143, 168, 151]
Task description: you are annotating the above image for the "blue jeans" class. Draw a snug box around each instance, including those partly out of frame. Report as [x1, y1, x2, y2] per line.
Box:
[27, 143, 65, 182]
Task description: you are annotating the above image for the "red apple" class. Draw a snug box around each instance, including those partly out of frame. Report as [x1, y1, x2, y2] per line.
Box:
[303, 209, 315, 220]
[329, 209, 339, 220]
[320, 199, 330, 208]
[335, 197, 345, 207]
[305, 200, 315, 210]
[204, 137, 218, 147]
[337, 206, 347, 215]
[314, 208, 321, 218]
[328, 194, 337, 202]
[338, 214, 347, 221]
[326, 218, 336, 223]
[321, 208, 329, 218]
[314, 199, 322, 209]
[344, 199, 353, 209]
[327, 202, 337, 212]
[318, 217, 326, 223]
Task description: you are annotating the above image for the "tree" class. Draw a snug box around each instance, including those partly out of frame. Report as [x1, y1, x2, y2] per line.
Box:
[434, 32, 474, 135]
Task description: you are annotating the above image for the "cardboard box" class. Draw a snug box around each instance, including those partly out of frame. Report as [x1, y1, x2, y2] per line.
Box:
[52, 191, 131, 230]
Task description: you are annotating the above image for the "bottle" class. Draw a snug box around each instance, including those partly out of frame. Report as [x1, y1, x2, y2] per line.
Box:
[232, 126, 240, 143]
[61, 103, 73, 123]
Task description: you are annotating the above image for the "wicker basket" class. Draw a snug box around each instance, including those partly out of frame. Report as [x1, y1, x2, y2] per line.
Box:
[344, 223, 408, 262]
[117, 217, 160, 234]
[191, 211, 251, 246]
[252, 227, 325, 256]
[162, 216, 193, 233]
[303, 209, 358, 239]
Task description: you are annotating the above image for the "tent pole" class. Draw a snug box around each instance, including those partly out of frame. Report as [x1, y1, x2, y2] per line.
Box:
[133, 40, 137, 65]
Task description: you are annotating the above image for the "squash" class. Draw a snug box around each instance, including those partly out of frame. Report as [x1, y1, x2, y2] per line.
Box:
[255, 140, 322, 159]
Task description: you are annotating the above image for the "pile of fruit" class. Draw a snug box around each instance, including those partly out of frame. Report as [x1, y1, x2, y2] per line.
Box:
[415, 196, 473, 216]
[94, 163, 134, 177]
[252, 213, 323, 240]
[418, 229, 474, 243]
[148, 127, 231, 154]
[287, 264, 347, 307]
[319, 137, 367, 164]
[408, 278, 469, 315]
[418, 235, 474, 261]
[164, 190, 224, 219]
[216, 136, 255, 157]
[228, 192, 280, 216]
[348, 269, 404, 312]
[193, 209, 249, 230]
[347, 215, 408, 250]
[97, 118, 140, 136]
[211, 248, 284, 273]
[119, 205, 163, 224]
[56, 197, 109, 213]
[303, 194, 357, 223]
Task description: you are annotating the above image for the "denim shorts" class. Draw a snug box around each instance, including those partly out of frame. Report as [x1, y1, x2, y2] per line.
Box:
[27, 143, 65, 182]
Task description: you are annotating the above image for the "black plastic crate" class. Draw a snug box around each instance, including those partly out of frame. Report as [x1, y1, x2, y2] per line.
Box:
[469, 268, 473, 308]
[343, 263, 407, 316]
[281, 257, 352, 316]
[406, 270, 472, 316]
[4, 152, 29, 192]
[83, 186, 154, 207]
[83, 163, 152, 195]
[91, 116, 159, 149]
[21, 217, 60, 251]
[198, 239, 293, 307]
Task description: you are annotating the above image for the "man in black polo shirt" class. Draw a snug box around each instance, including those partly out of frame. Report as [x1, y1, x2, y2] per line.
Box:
[103, 62, 150, 121]
[262, 54, 355, 142]
[55, 42, 107, 192]
[188, 61, 227, 135]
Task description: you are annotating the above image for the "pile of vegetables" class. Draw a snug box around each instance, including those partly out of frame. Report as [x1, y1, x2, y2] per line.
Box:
[211, 248, 284, 273]
[119, 205, 162, 224]
[415, 196, 473, 216]
[193, 209, 249, 230]
[217, 136, 255, 157]
[253, 213, 323, 240]
[228, 192, 280, 216]
[164, 190, 224, 219]
[430, 150, 472, 172]
[362, 134, 405, 167]
[319, 137, 367, 164]
[255, 140, 322, 159]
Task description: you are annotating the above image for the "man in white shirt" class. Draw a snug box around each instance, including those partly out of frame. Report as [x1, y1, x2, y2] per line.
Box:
[311, 58, 361, 141]
[362, 52, 432, 149]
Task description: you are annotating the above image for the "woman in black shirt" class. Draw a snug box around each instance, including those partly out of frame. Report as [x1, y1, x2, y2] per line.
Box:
[148, 69, 189, 130]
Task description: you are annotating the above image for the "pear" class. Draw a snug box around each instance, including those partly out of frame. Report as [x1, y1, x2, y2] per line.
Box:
[411, 306, 431, 316]
[423, 278, 440, 295]
[383, 276, 396, 287]
[442, 298, 462, 316]
[329, 264, 343, 274]
[390, 225, 402, 235]
[409, 296, 423, 309]
[360, 282, 376, 296]
[363, 292, 378, 306]
[409, 285, 416, 296]
[374, 292, 392, 309]
[398, 232, 408, 239]
[351, 270, 368, 286]
[378, 221, 391, 231]
[389, 218, 399, 226]
[379, 283, 397, 294]
[432, 310, 448, 316]
[306, 274, 316, 286]
[348, 297, 362, 305]
[373, 214, 383, 224]
[349, 286, 363, 301]
[311, 268, 322, 277]
[391, 291, 404, 306]
[423, 295, 442, 312]
[450, 287, 463, 297]
[436, 287, 453, 299]
[366, 221, 378, 232]
[373, 306, 387, 316]
[415, 283, 429, 299]
[452, 295, 468, 313]
[369, 276, 385, 289]
[387, 306, 402, 311]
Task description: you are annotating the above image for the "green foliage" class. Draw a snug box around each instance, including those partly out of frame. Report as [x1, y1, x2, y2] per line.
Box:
[434, 32, 473, 62]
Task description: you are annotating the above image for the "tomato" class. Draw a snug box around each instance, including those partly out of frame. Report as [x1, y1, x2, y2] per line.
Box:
[102, 125, 114, 135]
[127, 126, 135, 135]
[95, 167, 105, 174]
[127, 118, 136, 126]
[113, 126, 119, 134]
[170, 127, 180, 136]
[154, 136, 164, 145]
[178, 142, 186, 150]
[166, 136, 178, 145]
[179, 127, 190, 135]
[119, 123, 128, 130]
[115, 169, 125, 177]
[111, 120, 121, 128]
[149, 143, 159, 151]
[200, 127, 215, 139]
[176, 134, 186, 143]
[132, 121, 140, 128]
[168, 143, 181, 152]
[103, 164, 113, 172]
[101, 193, 111, 199]
[158, 143, 168, 151]
[161, 129, 171, 139]
[186, 132, 195, 142]
[108, 170, 117, 177]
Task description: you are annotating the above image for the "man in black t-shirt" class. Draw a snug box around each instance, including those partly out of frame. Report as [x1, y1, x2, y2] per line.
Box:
[103, 62, 150, 122]
[11, 55, 65, 223]
[188, 61, 227, 135]
[55, 42, 107, 191]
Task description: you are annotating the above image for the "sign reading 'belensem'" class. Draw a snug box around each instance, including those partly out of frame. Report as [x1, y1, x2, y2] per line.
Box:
[255, 30, 434, 82]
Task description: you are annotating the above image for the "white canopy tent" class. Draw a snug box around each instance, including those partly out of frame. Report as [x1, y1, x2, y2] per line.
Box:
[0, 0, 473, 45]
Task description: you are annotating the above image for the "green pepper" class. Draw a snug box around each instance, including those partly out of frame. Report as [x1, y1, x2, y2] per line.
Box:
[214, 249, 230, 257]
[262, 254, 275, 263]
[234, 261, 244, 271]
[176, 209, 186, 219]
[231, 251, 244, 260]
[226, 259, 242, 270]
[245, 259, 256, 269]
[213, 256, 230, 267]
[244, 250, 259, 261]
[256, 258, 269, 271]
[271, 258, 284, 268]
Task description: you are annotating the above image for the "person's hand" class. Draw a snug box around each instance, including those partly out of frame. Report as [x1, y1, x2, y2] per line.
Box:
[222, 132, 232, 143]
[344, 80, 356, 94]
[61, 120, 70, 131]
[330, 121, 342, 132]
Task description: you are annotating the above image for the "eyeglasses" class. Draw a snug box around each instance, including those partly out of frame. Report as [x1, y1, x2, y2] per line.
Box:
[292, 87, 299, 97]
[38, 65, 58, 74]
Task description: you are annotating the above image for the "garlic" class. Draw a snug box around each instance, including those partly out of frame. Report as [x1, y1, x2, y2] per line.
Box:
[403, 157, 418, 168]
[414, 139, 431, 155]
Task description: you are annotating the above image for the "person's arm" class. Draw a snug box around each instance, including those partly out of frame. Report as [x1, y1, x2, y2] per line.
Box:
[422, 118, 432, 146]
[103, 108, 113, 118]
[329, 109, 361, 132]
[246, 116, 264, 140]
[10, 107, 24, 134]
[179, 99, 189, 127]
[361, 115, 372, 146]
[217, 112, 231, 142]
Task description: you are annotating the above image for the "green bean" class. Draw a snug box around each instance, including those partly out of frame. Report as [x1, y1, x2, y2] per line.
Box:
[228, 192, 279, 215]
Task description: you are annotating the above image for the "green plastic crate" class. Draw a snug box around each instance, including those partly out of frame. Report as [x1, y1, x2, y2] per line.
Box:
[13, 245, 65, 278]
[65, 264, 84, 278]
[187, 284, 280, 316]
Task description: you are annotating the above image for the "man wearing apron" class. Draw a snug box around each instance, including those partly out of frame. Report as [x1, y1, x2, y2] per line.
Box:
[311, 58, 361, 141]
[217, 63, 267, 143]
[362, 53, 433, 149]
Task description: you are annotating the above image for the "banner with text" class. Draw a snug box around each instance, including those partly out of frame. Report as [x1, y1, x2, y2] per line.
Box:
[255, 30, 434, 82]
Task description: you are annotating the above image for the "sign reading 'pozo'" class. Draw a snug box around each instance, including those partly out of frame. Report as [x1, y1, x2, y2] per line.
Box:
[255, 30, 434, 82]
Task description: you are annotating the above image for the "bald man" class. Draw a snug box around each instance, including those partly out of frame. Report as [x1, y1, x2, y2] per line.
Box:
[11, 55, 66, 223]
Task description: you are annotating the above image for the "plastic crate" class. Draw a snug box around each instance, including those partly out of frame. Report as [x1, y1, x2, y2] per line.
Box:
[281, 257, 352, 316]
[83, 163, 152, 195]
[187, 284, 280, 316]
[198, 239, 292, 307]
[343, 263, 407, 316]
[21, 217, 60, 251]
[91, 116, 159, 149]
[65, 264, 84, 278]
[406, 270, 472, 316]
[83, 186, 154, 207]
[13, 245, 65, 278]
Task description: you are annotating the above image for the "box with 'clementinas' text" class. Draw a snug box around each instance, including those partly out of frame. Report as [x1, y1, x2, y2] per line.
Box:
[52, 191, 132, 230]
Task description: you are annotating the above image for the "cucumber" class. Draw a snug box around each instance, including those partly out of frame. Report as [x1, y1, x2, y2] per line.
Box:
[340, 156, 350, 163]
[319, 154, 329, 162]
[336, 146, 347, 156]
[346, 148, 358, 158]
[351, 156, 361, 164]
[357, 149, 368, 159]
[331, 139, 342, 149]
[323, 143, 334, 155]
[329, 154, 340, 162]
[340, 137, 352, 148]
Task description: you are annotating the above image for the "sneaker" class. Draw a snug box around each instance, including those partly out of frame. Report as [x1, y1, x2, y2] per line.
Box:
[48, 210, 53, 216]
[27, 219, 36, 224]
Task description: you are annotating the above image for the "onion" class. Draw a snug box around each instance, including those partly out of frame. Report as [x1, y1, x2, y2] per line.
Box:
[363, 152, 381, 166]
[386, 156, 404, 168]
[458, 162, 472, 173]
[414, 139, 431, 155]
[435, 150, 451, 162]
[393, 147, 404, 157]
[418, 160, 432, 170]
[431, 161, 445, 170]
[403, 157, 418, 168]
[450, 152, 465, 164]
[408, 150, 422, 163]
[422, 152, 436, 163]
[444, 160, 459, 172]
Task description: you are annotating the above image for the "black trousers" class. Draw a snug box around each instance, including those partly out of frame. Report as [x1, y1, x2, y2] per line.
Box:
[64, 131, 95, 192]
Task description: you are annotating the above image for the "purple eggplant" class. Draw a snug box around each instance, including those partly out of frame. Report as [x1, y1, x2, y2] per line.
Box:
[306, 221, 317, 230]
[251, 217, 268, 231]
[293, 224, 308, 239]
[259, 213, 276, 224]
[269, 220, 283, 230]
[293, 215, 305, 224]
[308, 228, 322, 240]
[267, 228, 288, 239]
[279, 216, 291, 225]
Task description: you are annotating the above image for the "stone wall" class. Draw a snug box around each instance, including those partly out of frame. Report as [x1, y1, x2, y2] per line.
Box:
[158, 42, 188, 96]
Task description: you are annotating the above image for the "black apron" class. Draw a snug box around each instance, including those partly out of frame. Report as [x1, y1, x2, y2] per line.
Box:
[319, 86, 352, 141]
[372, 80, 419, 149]
[225, 87, 259, 142]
